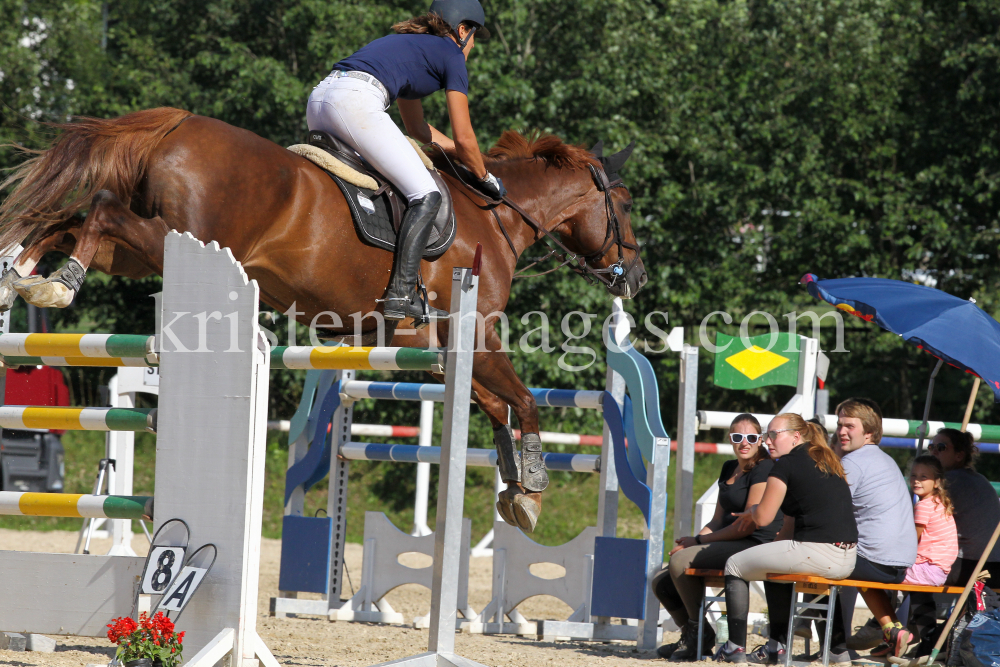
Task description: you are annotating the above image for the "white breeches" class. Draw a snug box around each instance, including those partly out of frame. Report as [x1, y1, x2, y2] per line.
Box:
[306, 75, 438, 203]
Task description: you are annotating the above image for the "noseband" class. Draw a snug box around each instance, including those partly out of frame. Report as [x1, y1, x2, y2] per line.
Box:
[427, 143, 640, 290]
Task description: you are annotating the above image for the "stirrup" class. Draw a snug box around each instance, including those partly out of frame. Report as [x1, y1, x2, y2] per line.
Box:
[411, 283, 448, 329]
[380, 287, 447, 326]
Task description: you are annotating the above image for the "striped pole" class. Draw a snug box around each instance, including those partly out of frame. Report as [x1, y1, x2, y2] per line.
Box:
[512, 429, 603, 446]
[0, 335, 446, 373]
[267, 419, 737, 453]
[0, 407, 154, 431]
[881, 437, 1000, 454]
[339, 441, 601, 473]
[270, 346, 444, 372]
[340, 380, 604, 409]
[698, 410, 1000, 443]
[0, 333, 155, 367]
[342, 381, 447, 402]
[0, 492, 153, 520]
[530, 388, 605, 410]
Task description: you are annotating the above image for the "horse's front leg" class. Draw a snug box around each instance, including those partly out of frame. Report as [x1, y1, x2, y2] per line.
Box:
[13, 190, 169, 309]
[467, 377, 528, 530]
[469, 343, 547, 533]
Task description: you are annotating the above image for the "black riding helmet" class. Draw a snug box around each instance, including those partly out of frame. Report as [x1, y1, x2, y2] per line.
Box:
[429, 0, 491, 47]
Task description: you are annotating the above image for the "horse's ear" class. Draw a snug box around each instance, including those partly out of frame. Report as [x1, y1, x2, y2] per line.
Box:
[589, 141, 604, 159]
[604, 141, 635, 175]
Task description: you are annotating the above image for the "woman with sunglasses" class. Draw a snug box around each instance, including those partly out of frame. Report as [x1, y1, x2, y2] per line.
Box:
[717, 414, 858, 664]
[653, 414, 783, 660]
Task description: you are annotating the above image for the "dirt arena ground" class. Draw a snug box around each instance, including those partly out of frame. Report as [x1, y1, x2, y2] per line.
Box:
[0, 529, 872, 666]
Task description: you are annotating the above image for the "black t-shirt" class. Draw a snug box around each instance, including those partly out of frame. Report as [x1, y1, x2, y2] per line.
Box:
[717, 458, 784, 543]
[768, 444, 858, 544]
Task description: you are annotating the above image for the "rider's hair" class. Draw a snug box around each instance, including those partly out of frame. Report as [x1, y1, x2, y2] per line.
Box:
[393, 12, 473, 38]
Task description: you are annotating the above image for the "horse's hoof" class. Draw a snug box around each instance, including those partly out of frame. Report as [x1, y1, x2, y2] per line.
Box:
[496, 489, 519, 527]
[14, 276, 75, 308]
[0, 269, 21, 312]
[511, 492, 542, 533]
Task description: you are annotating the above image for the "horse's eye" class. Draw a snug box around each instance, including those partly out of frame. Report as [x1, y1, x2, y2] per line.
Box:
[621, 202, 633, 214]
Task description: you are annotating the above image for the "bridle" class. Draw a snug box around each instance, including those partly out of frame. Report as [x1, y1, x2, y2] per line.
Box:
[427, 143, 641, 290]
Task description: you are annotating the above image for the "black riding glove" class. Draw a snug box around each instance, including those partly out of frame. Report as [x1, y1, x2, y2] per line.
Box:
[474, 171, 506, 200]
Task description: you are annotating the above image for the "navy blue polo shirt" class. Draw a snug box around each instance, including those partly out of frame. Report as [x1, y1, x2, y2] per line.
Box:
[333, 33, 469, 103]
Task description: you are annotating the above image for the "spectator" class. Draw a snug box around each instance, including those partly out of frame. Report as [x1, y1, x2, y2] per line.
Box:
[903, 455, 958, 586]
[715, 413, 858, 664]
[653, 414, 784, 660]
[828, 398, 917, 660]
[907, 428, 1000, 656]
[931, 428, 1000, 583]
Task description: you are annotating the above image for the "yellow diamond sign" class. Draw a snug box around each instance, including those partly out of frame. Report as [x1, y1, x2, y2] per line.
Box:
[714, 333, 800, 389]
[725, 345, 791, 381]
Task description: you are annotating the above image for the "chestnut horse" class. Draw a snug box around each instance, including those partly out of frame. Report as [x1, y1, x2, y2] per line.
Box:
[0, 108, 647, 529]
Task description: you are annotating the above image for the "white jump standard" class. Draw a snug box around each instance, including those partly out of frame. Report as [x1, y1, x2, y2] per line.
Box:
[0, 233, 278, 667]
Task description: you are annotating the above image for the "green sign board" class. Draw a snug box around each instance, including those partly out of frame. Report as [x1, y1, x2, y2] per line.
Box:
[713, 332, 801, 390]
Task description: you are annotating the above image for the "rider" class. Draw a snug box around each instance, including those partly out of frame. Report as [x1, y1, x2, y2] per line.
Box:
[306, 0, 505, 322]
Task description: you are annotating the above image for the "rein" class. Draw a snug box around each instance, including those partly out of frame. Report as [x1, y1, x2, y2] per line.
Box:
[425, 143, 639, 289]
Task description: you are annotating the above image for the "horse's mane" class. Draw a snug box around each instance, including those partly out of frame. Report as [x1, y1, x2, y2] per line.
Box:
[485, 131, 600, 171]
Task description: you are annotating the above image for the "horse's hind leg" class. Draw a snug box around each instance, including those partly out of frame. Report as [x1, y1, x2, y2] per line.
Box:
[14, 190, 169, 308]
[0, 221, 81, 311]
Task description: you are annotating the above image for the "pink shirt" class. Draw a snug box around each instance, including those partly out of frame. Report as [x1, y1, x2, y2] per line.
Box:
[914, 496, 959, 572]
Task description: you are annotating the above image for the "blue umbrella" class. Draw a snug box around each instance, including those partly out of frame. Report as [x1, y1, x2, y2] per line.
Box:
[801, 273, 1000, 453]
[801, 274, 1000, 401]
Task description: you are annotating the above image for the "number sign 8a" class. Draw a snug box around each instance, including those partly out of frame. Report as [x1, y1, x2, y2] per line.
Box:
[141, 546, 186, 594]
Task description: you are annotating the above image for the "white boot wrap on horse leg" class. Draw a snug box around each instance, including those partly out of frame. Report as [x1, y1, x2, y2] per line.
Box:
[493, 424, 521, 483]
[520, 433, 548, 493]
[0, 266, 23, 311]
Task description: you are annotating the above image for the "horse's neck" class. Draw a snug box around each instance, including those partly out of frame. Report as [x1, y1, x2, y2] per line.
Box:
[492, 165, 587, 256]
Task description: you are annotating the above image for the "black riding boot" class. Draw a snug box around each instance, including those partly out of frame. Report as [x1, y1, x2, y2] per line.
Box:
[382, 192, 448, 322]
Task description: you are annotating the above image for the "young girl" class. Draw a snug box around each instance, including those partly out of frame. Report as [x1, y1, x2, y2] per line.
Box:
[904, 455, 958, 586]
[881, 456, 959, 657]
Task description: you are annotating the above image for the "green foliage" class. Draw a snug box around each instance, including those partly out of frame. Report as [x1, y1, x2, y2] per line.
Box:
[3, 0, 1000, 523]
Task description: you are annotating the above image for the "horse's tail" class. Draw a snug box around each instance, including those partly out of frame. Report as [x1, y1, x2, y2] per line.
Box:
[0, 107, 193, 254]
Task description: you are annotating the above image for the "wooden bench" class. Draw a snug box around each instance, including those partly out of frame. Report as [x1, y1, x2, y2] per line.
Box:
[680, 570, 964, 666]
[685, 568, 726, 587]
[766, 573, 964, 595]
[765, 574, 964, 667]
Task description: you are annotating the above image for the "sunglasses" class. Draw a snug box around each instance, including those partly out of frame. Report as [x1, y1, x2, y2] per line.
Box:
[765, 428, 795, 442]
[928, 443, 950, 453]
[730, 433, 762, 445]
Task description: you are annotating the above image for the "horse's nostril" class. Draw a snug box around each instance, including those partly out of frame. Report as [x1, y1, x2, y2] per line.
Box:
[639, 271, 648, 287]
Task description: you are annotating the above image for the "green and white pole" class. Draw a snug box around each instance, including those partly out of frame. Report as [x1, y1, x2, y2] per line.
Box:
[0, 406, 155, 431]
[0, 492, 153, 520]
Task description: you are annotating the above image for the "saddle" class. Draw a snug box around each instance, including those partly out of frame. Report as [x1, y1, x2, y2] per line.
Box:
[294, 131, 456, 259]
